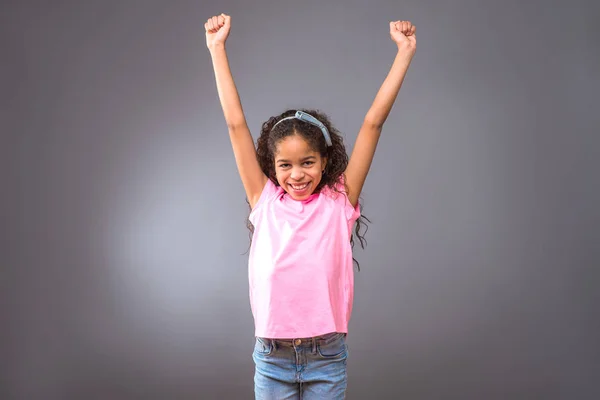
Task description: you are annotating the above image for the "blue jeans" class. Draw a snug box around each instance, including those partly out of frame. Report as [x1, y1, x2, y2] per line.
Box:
[253, 332, 348, 399]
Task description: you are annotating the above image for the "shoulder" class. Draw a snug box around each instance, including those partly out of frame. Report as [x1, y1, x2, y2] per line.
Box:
[249, 179, 281, 218]
[322, 175, 361, 222]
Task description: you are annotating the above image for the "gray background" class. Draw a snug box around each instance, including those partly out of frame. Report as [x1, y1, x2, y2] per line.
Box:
[2, 0, 599, 399]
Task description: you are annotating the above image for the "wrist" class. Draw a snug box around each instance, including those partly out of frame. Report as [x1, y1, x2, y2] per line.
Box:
[208, 42, 226, 53]
[395, 47, 415, 63]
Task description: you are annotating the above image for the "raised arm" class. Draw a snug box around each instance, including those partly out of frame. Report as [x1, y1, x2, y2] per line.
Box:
[206, 14, 267, 208]
[345, 20, 417, 207]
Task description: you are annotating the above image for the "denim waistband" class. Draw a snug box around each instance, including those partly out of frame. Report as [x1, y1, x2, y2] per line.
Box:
[257, 332, 345, 351]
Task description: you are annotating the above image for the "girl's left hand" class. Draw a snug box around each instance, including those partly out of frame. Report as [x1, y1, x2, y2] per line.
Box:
[390, 20, 416, 55]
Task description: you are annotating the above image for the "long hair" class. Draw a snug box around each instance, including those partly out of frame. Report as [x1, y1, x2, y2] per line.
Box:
[247, 109, 370, 270]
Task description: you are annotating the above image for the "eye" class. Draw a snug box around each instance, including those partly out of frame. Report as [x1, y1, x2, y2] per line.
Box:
[303, 161, 315, 166]
[278, 163, 290, 169]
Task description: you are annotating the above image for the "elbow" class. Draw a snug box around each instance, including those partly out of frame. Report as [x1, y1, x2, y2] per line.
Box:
[363, 112, 386, 130]
[362, 118, 384, 131]
[226, 120, 247, 131]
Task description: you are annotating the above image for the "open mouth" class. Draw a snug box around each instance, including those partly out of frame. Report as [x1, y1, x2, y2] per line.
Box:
[288, 182, 310, 195]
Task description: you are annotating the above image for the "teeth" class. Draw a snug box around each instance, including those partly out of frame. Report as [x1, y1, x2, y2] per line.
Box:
[291, 183, 308, 190]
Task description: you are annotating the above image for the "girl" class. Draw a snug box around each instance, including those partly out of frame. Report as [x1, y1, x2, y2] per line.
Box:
[206, 13, 416, 399]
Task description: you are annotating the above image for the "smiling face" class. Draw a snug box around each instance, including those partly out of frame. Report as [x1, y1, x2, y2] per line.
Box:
[274, 133, 327, 201]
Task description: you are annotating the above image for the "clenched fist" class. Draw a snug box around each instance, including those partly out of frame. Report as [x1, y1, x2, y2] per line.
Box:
[205, 13, 231, 49]
[390, 20, 416, 55]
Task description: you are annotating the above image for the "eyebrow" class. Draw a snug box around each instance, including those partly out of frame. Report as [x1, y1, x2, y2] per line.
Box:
[276, 155, 317, 163]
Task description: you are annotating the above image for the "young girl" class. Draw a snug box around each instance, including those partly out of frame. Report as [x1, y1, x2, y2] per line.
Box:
[206, 13, 416, 399]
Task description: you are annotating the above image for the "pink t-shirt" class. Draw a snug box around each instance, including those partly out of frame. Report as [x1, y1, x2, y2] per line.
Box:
[248, 178, 361, 339]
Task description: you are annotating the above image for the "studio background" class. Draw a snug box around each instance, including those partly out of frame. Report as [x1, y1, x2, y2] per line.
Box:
[2, 0, 599, 399]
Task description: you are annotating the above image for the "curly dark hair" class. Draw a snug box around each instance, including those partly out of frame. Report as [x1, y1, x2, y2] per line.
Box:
[246, 108, 370, 270]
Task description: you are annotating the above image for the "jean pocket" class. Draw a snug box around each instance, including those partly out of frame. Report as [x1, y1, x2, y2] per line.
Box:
[254, 337, 274, 357]
[316, 333, 347, 359]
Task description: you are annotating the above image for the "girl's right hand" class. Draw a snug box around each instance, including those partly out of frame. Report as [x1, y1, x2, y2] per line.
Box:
[205, 14, 230, 49]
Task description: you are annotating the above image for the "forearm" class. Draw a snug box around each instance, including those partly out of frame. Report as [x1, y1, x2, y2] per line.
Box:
[209, 44, 247, 129]
[364, 50, 413, 128]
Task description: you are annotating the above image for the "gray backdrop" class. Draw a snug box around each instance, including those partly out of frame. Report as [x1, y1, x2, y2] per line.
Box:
[2, 0, 599, 399]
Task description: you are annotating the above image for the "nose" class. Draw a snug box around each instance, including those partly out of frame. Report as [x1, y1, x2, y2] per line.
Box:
[290, 167, 304, 180]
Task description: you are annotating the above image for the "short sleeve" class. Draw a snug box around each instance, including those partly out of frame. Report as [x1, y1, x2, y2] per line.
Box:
[345, 196, 361, 222]
[333, 174, 361, 222]
[249, 179, 280, 224]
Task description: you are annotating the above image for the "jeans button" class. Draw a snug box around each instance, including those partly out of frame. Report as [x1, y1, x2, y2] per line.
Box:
[294, 339, 301, 345]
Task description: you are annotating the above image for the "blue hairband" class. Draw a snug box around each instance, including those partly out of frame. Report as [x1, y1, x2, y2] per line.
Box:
[271, 111, 333, 147]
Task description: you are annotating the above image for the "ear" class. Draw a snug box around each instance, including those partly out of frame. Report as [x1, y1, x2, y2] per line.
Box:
[322, 156, 328, 170]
